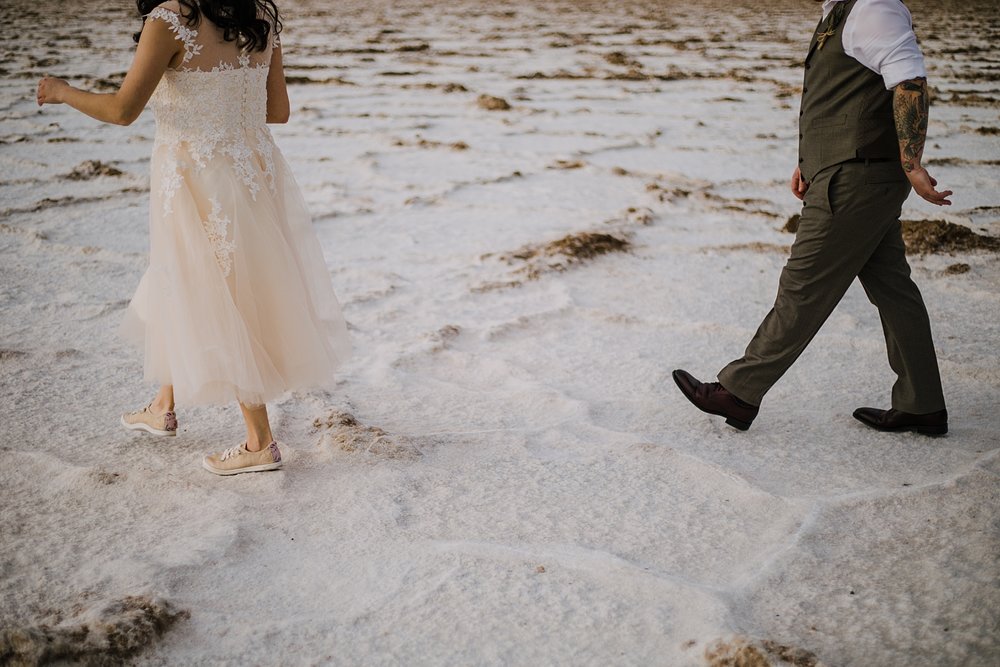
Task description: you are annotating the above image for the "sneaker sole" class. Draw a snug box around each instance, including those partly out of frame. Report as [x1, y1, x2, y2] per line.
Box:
[121, 415, 176, 437]
[201, 459, 283, 476]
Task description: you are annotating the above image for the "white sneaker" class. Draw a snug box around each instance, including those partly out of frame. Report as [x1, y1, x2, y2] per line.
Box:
[121, 404, 178, 437]
[202, 442, 283, 476]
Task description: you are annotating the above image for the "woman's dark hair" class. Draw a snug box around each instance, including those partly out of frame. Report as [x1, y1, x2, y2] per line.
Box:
[134, 1, 281, 52]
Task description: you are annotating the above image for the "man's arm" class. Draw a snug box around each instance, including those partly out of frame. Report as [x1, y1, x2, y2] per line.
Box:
[893, 77, 952, 206]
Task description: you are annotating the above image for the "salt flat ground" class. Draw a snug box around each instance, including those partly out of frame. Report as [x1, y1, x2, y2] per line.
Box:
[1, 1, 998, 665]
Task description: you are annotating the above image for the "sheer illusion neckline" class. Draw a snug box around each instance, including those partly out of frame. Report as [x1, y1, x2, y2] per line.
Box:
[166, 58, 271, 75]
[147, 5, 274, 74]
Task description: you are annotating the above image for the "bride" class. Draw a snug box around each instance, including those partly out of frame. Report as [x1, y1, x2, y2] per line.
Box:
[36, 0, 351, 475]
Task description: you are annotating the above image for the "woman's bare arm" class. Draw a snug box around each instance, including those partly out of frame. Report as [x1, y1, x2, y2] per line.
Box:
[266, 43, 290, 124]
[36, 17, 181, 126]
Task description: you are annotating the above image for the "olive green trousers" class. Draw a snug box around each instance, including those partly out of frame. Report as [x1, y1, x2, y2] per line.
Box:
[718, 160, 946, 414]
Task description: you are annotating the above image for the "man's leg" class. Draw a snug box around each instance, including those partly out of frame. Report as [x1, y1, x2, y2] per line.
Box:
[717, 162, 907, 406]
[857, 222, 946, 414]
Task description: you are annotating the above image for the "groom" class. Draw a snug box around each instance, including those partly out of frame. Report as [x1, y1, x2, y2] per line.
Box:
[673, 0, 951, 435]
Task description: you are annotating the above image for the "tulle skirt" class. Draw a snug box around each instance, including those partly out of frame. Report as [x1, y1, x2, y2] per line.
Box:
[120, 138, 351, 406]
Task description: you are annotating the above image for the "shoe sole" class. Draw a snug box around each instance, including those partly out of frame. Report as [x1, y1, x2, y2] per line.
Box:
[672, 371, 752, 431]
[723, 416, 752, 431]
[121, 415, 176, 437]
[201, 459, 283, 476]
[852, 414, 947, 436]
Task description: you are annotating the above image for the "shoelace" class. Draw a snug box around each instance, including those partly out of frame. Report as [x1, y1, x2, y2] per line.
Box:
[219, 445, 245, 461]
[126, 403, 151, 418]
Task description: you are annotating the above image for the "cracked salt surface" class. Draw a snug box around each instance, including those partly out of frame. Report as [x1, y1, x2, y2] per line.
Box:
[1, 0, 998, 665]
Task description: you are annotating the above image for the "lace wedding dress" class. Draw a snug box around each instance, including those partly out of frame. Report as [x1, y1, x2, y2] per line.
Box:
[120, 3, 351, 406]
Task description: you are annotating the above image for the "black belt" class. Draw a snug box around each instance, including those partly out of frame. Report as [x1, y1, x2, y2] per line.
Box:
[844, 157, 897, 164]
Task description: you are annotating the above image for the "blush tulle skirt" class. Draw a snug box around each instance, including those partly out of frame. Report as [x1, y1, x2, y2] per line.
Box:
[120, 141, 351, 406]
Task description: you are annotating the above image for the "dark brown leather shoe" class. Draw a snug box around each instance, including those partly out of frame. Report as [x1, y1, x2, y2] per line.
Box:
[852, 407, 948, 436]
[672, 369, 759, 431]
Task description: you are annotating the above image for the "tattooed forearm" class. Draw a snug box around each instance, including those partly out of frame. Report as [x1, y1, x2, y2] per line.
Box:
[894, 78, 929, 173]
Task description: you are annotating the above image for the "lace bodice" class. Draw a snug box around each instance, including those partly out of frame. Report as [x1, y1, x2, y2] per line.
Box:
[151, 64, 270, 150]
[146, 5, 279, 214]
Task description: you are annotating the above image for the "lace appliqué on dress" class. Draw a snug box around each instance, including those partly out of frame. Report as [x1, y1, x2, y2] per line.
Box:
[255, 127, 277, 192]
[146, 7, 203, 65]
[209, 52, 259, 73]
[201, 197, 236, 276]
[147, 11, 278, 216]
[159, 149, 183, 216]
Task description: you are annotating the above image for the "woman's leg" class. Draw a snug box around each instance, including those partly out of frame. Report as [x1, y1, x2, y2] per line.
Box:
[201, 402, 281, 474]
[150, 385, 174, 414]
[240, 402, 275, 452]
[122, 384, 176, 435]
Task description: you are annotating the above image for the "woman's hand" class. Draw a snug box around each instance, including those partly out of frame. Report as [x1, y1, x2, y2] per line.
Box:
[37, 77, 71, 106]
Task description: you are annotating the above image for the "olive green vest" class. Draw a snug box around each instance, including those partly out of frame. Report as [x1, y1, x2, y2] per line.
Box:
[798, 0, 900, 181]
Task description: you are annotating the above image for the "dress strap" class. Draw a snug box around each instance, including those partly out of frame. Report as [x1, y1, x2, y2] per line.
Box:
[146, 7, 202, 66]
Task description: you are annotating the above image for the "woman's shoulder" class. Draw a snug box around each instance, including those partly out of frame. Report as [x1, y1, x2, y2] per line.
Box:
[145, 1, 184, 21]
[143, 1, 201, 63]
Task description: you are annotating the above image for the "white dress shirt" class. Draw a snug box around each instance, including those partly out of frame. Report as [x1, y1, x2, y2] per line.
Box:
[821, 0, 927, 89]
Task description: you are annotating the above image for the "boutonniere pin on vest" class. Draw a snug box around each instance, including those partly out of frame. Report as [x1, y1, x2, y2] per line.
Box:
[816, 3, 848, 50]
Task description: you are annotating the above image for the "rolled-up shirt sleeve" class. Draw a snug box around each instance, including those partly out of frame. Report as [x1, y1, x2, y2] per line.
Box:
[843, 0, 927, 89]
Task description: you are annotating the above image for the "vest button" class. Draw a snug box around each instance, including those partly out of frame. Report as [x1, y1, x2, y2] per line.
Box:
[799, 157, 805, 163]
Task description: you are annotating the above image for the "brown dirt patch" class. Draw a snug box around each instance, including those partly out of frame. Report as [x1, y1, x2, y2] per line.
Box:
[65, 160, 123, 180]
[0, 596, 186, 667]
[705, 638, 771, 667]
[715, 242, 790, 254]
[478, 231, 632, 290]
[504, 231, 631, 279]
[605, 68, 649, 81]
[314, 410, 420, 460]
[925, 157, 1000, 167]
[393, 137, 469, 151]
[549, 159, 586, 170]
[517, 70, 593, 80]
[84, 73, 126, 92]
[785, 217, 999, 255]
[759, 639, 823, 667]
[603, 51, 641, 68]
[939, 92, 1000, 108]
[705, 636, 823, 667]
[477, 94, 511, 111]
[944, 262, 971, 275]
[285, 75, 355, 86]
[901, 219, 1000, 254]
[403, 82, 469, 93]
[426, 324, 461, 351]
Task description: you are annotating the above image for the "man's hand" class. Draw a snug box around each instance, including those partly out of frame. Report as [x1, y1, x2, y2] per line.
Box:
[906, 166, 952, 206]
[791, 165, 809, 200]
